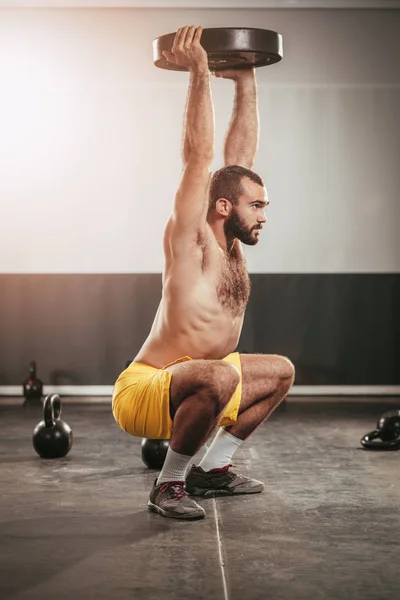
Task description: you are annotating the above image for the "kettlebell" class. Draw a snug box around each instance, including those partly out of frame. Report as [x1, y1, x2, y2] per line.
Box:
[377, 410, 400, 441]
[23, 361, 43, 400]
[141, 438, 170, 469]
[32, 394, 73, 458]
[360, 409, 400, 450]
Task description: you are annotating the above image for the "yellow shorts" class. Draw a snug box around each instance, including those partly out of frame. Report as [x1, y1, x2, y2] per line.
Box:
[112, 352, 242, 440]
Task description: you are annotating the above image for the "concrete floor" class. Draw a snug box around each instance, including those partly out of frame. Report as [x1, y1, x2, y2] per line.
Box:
[0, 397, 399, 600]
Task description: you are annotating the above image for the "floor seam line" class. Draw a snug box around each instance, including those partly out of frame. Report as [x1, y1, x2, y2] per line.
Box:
[213, 498, 230, 600]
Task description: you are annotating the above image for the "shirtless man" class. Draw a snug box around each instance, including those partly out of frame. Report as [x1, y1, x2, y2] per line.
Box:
[112, 25, 295, 520]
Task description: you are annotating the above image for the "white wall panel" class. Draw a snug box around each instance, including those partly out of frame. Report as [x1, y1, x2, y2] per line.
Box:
[0, 8, 399, 272]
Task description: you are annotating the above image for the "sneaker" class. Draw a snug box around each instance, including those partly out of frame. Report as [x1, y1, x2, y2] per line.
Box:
[185, 464, 264, 498]
[148, 479, 206, 520]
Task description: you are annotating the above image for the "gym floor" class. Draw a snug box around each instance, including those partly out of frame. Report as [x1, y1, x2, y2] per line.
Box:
[0, 397, 399, 600]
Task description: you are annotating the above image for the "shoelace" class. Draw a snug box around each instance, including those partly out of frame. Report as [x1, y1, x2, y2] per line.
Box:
[160, 481, 186, 500]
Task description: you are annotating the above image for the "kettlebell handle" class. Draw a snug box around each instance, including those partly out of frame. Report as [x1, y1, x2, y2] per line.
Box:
[44, 394, 62, 428]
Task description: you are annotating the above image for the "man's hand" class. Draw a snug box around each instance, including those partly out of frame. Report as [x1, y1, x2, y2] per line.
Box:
[162, 25, 209, 75]
[212, 67, 255, 81]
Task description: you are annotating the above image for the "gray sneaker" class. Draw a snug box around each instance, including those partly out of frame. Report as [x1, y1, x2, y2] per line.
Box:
[148, 479, 206, 520]
[185, 464, 264, 498]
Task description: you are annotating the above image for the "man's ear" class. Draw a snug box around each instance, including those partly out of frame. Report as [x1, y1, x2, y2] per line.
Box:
[215, 198, 232, 217]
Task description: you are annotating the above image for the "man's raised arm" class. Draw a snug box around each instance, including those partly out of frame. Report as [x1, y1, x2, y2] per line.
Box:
[162, 26, 215, 228]
[215, 69, 259, 169]
[163, 25, 214, 167]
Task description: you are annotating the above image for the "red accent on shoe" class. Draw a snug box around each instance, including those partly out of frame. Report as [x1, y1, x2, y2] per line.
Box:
[159, 481, 186, 499]
[208, 464, 232, 473]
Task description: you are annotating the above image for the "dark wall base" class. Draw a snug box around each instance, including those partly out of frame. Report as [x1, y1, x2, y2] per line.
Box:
[0, 274, 399, 386]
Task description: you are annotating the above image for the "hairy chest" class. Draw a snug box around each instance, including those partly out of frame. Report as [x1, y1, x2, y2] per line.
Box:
[164, 225, 251, 318]
[215, 249, 251, 318]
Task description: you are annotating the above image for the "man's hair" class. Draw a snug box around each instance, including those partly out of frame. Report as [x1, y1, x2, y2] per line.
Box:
[208, 165, 264, 212]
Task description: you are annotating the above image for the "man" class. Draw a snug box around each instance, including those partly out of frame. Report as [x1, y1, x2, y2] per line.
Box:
[112, 25, 295, 520]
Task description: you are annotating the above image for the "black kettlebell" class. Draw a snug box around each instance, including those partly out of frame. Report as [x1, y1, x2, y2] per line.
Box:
[360, 409, 400, 450]
[377, 410, 400, 441]
[23, 361, 43, 400]
[32, 394, 73, 458]
[141, 438, 170, 469]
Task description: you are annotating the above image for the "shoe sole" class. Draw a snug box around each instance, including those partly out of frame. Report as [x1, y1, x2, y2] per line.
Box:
[147, 501, 205, 520]
[186, 485, 264, 498]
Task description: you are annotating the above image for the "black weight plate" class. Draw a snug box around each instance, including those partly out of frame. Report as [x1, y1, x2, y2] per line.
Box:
[153, 27, 283, 72]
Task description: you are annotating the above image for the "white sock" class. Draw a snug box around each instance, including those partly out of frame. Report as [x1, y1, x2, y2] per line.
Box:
[157, 447, 193, 485]
[198, 428, 243, 472]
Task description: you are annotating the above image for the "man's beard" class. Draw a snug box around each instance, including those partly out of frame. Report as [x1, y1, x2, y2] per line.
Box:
[224, 208, 258, 245]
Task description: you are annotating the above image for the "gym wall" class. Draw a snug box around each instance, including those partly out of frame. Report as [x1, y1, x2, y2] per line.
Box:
[0, 7, 399, 388]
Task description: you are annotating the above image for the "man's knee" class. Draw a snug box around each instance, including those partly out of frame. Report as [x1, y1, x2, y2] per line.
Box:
[278, 356, 295, 379]
[205, 361, 240, 409]
[168, 360, 239, 413]
[184, 361, 240, 414]
[276, 355, 295, 388]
